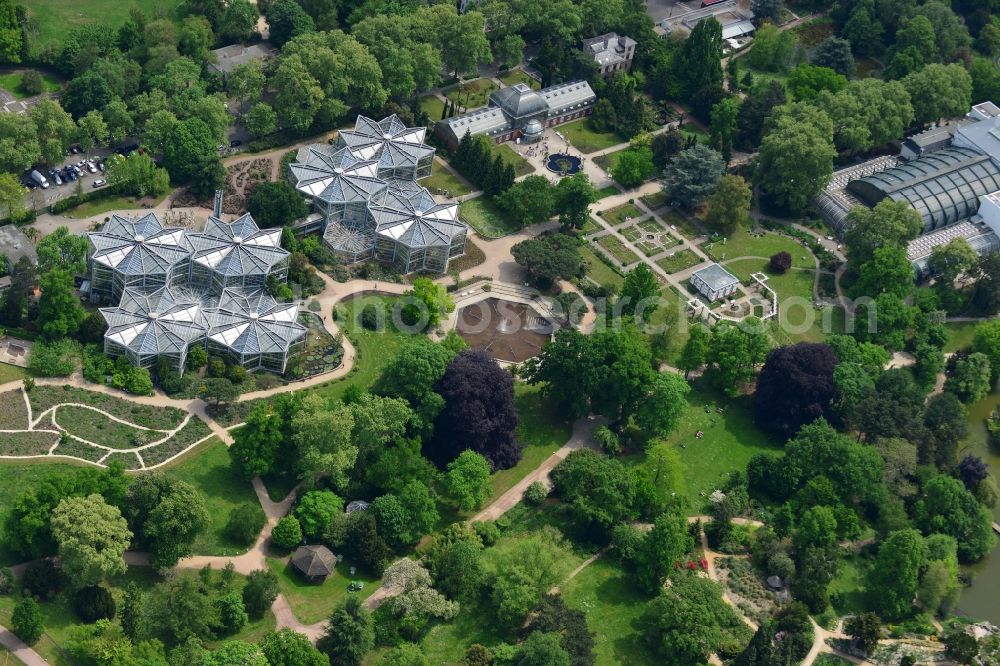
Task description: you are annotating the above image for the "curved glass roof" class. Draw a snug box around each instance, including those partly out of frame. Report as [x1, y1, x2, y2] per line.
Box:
[847, 148, 1000, 230]
[188, 214, 288, 277]
[369, 186, 464, 248]
[100, 286, 208, 355]
[490, 84, 548, 120]
[205, 288, 306, 355]
[337, 115, 434, 174]
[88, 213, 189, 275]
[289, 145, 385, 205]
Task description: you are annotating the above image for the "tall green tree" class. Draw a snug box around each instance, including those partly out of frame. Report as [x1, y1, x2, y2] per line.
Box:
[318, 596, 374, 666]
[664, 144, 725, 209]
[675, 18, 723, 99]
[554, 173, 597, 230]
[51, 494, 132, 589]
[754, 104, 835, 212]
[37, 269, 85, 340]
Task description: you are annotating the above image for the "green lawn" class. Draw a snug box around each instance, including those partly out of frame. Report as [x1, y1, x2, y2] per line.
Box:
[661, 382, 781, 511]
[559, 119, 623, 154]
[0, 363, 28, 384]
[580, 217, 602, 235]
[659, 210, 705, 240]
[595, 235, 640, 267]
[640, 191, 669, 210]
[724, 259, 815, 302]
[444, 78, 499, 110]
[498, 70, 541, 90]
[945, 321, 978, 352]
[0, 70, 61, 99]
[562, 557, 659, 665]
[26, 0, 184, 51]
[493, 143, 534, 177]
[459, 197, 520, 238]
[489, 383, 573, 499]
[311, 295, 412, 403]
[601, 202, 643, 227]
[828, 554, 870, 616]
[419, 95, 446, 121]
[579, 245, 624, 289]
[702, 229, 815, 269]
[645, 287, 690, 365]
[63, 191, 169, 219]
[656, 249, 702, 274]
[595, 185, 620, 201]
[422, 158, 471, 197]
[594, 149, 625, 177]
[267, 556, 379, 625]
[679, 124, 709, 145]
[163, 437, 265, 556]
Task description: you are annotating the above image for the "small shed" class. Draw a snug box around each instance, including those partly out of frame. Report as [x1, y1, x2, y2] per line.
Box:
[291, 545, 337, 584]
[345, 500, 371, 514]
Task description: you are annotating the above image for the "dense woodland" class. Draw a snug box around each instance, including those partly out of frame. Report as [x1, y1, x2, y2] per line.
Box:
[2, 0, 1000, 662]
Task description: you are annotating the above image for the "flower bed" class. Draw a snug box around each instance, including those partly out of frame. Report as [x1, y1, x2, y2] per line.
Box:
[715, 557, 777, 625]
[28, 385, 186, 430]
[54, 405, 161, 449]
[105, 451, 142, 469]
[0, 389, 29, 428]
[0, 431, 58, 456]
[52, 437, 106, 463]
[140, 418, 213, 467]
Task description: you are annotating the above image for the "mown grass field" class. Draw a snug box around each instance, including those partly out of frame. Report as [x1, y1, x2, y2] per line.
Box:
[26, 0, 184, 51]
[660, 382, 782, 511]
[459, 197, 520, 238]
[422, 159, 471, 197]
[560, 119, 622, 154]
[267, 556, 379, 625]
[579, 245, 625, 289]
[702, 229, 815, 269]
[562, 556, 659, 665]
[0, 70, 61, 98]
[602, 202, 643, 227]
[163, 437, 264, 556]
[63, 192, 169, 219]
[656, 249, 702, 274]
[312, 295, 411, 403]
[498, 69, 541, 90]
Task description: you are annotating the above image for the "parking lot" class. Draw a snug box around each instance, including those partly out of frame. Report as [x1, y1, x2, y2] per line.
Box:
[23, 146, 116, 209]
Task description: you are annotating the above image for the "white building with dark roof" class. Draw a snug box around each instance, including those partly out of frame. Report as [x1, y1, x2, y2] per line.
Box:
[582, 33, 636, 78]
[436, 81, 596, 149]
[691, 263, 740, 301]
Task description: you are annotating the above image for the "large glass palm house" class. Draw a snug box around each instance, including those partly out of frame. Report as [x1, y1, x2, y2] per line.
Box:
[87, 213, 190, 302]
[205, 288, 307, 373]
[370, 187, 466, 274]
[288, 114, 469, 274]
[187, 213, 289, 295]
[100, 286, 209, 372]
[336, 115, 435, 181]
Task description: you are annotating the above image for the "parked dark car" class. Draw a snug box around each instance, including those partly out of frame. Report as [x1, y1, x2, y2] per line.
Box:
[229, 139, 242, 148]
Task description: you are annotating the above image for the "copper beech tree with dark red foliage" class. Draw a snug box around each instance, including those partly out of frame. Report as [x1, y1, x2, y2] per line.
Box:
[753, 342, 839, 441]
[427, 349, 521, 470]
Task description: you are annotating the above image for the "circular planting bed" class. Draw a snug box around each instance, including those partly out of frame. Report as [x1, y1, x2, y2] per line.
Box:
[456, 298, 558, 363]
[546, 153, 582, 175]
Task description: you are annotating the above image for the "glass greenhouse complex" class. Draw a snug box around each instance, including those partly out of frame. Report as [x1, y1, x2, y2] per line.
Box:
[88, 212, 305, 374]
[815, 102, 1000, 276]
[289, 114, 468, 274]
